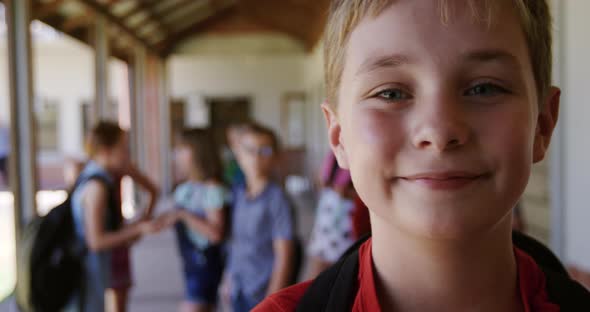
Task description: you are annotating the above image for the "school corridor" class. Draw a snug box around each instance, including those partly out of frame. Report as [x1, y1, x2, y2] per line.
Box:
[2, 0, 590, 310]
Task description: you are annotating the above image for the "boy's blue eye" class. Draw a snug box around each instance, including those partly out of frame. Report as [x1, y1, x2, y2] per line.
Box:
[465, 83, 508, 97]
[376, 89, 411, 101]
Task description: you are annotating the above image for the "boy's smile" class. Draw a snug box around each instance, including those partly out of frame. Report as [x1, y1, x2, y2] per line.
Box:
[397, 170, 490, 191]
[324, 0, 559, 240]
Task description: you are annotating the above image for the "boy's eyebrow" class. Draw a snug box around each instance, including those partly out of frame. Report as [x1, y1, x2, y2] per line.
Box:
[463, 49, 521, 68]
[356, 54, 414, 76]
[356, 50, 521, 76]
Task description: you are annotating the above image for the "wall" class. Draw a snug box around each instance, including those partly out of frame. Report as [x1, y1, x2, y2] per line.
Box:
[302, 42, 329, 177]
[175, 33, 306, 56]
[0, 34, 126, 160]
[168, 34, 307, 138]
[168, 34, 338, 180]
[559, 0, 590, 270]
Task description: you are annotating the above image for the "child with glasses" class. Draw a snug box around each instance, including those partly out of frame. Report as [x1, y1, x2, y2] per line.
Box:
[226, 123, 296, 312]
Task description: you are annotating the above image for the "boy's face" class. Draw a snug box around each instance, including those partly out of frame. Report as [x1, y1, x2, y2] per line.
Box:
[325, 0, 560, 240]
[237, 132, 276, 180]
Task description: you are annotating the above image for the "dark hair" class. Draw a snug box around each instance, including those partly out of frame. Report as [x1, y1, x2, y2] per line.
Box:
[179, 128, 223, 182]
[86, 120, 125, 156]
[242, 123, 281, 153]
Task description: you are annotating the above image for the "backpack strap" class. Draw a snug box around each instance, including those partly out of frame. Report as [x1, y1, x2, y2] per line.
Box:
[512, 231, 569, 276]
[296, 235, 370, 312]
[542, 268, 590, 311]
[296, 249, 360, 312]
[76, 173, 119, 230]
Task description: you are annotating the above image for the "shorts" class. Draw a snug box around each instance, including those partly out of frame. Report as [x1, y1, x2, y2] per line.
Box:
[182, 246, 224, 304]
[109, 246, 133, 290]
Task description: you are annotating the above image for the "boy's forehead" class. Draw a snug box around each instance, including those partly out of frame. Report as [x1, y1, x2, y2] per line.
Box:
[343, 0, 530, 78]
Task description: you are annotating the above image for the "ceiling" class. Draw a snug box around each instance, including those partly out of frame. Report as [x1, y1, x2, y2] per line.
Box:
[3, 0, 330, 61]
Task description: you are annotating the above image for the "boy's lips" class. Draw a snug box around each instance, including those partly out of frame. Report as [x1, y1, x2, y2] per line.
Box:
[398, 171, 489, 190]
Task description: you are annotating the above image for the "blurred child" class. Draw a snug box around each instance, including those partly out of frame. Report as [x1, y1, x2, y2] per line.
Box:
[167, 128, 227, 312]
[255, 0, 590, 310]
[63, 149, 160, 312]
[227, 123, 295, 312]
[306, 152, 357, 279]
[67, 121, 162, 312]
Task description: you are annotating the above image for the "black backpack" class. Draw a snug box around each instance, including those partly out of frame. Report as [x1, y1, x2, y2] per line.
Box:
[16, 174, 115, 312]
[296, 232, 590, 311]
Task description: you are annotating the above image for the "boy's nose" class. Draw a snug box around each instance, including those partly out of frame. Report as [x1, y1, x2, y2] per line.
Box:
[411, 101, 470, 153]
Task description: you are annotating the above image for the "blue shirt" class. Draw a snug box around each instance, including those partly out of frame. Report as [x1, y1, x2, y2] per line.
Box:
[174, 181, 227, 250]
[228, 182, 294, 303]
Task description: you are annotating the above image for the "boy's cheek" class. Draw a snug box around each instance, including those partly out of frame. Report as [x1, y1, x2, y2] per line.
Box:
[342, 109, 406, 207]
[343, 108, 407, 164]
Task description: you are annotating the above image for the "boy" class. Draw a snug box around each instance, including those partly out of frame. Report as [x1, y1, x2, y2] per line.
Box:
[227, 123, 295, 311]
[255, 0, 590, 311]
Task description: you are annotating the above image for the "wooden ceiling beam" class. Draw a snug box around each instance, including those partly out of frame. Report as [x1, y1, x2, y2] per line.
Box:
[157, 0, 194, 21]
[130, 1, 170, 34]
[157, 5, 237, 56]
[33, 0, 69, 20]
[38, 12, 131, 62]
[77, 0, 155, 51]
[300, 0, 330, 50]
[62, 9, 94, 31]
[239, 0, 328, 51]
[238, 5, 307, 42]
[119, 0, 158, 21]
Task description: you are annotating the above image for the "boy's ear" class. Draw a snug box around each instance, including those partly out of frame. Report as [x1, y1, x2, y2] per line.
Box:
[322, 102, 350, 169]
[533, 87, 561, 163]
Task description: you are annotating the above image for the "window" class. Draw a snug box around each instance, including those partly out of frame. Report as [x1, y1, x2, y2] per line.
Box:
[35, 97, 59, 152]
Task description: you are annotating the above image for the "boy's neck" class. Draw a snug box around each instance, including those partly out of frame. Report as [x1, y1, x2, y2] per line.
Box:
[371, 215, 522, 312]
[92, 156, 114, 175]
[246, 175, 271, 198]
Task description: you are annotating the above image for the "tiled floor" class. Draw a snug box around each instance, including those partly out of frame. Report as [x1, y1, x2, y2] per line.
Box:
[128, 229, 185, 312]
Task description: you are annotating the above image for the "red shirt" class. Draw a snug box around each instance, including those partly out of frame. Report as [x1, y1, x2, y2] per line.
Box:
[254, 239, 560, 312]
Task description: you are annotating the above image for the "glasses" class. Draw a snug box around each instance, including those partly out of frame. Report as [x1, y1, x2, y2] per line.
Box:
[241, 143, 274, 157]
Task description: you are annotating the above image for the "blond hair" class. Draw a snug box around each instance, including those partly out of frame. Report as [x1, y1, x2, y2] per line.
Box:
[324, 0, 552, 106]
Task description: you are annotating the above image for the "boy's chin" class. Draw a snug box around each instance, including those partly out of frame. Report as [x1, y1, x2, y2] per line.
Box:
[379, 203, 512, 242]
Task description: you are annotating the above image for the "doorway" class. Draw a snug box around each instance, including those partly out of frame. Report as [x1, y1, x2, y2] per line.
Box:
[207, 96, 252, 147]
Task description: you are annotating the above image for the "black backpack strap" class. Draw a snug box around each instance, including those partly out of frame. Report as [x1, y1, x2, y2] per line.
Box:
[296, 249, 360, 312]
[542, 267, 590, 311]
[78, 173, 119, 229]
[296, 235, 370, 312]
[512, 231, 569, 276]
